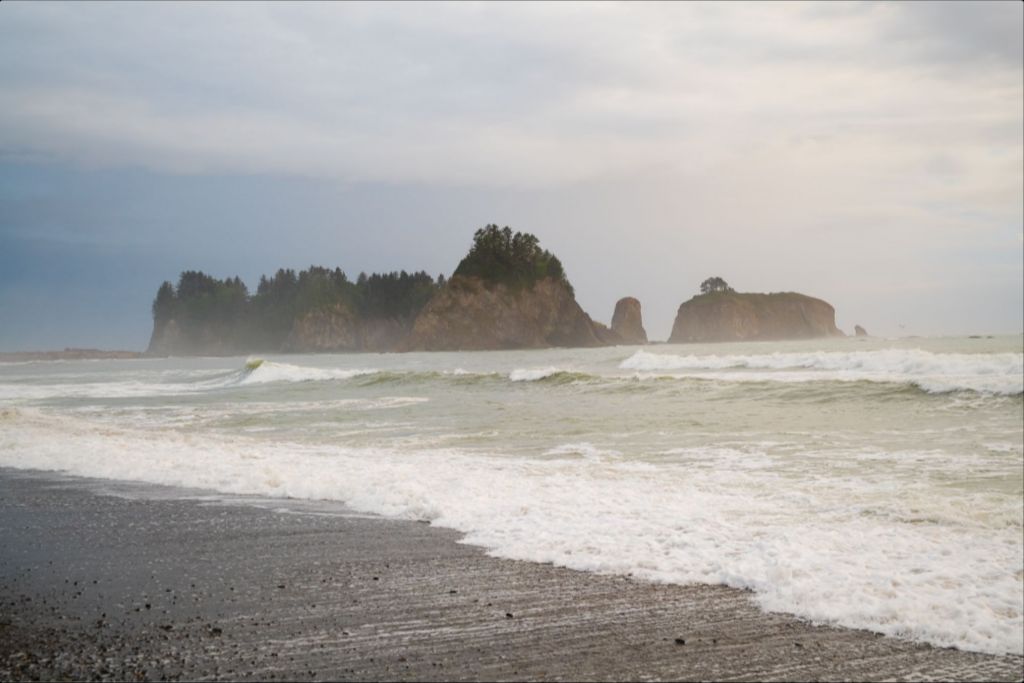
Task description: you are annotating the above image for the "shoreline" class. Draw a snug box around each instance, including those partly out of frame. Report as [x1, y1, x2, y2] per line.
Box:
[1, 470, 1021, 682]
[0, 349, 145, 363]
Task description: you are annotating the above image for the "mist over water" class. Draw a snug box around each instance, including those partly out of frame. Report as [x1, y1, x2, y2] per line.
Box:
[2, 335, 1022, 655]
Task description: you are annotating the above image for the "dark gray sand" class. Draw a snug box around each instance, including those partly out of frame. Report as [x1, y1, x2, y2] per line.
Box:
[1, 471, 1021, 682]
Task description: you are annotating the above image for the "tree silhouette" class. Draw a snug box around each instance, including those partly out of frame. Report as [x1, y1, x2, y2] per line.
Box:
[152, 281, 177, 322]
[454, 224, 572, 293]
[149, 225, 574, 352]
[700, 277, 732, 294]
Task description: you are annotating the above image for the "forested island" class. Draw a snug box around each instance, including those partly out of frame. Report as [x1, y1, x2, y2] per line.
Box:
[149, 266, 441, 354]
[148, 225, 610, 354]
[149, 225, 846, 355]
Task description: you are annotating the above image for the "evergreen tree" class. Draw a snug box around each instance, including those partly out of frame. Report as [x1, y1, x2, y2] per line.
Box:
[700, 277, 732, 294]
[453, 224, 572, 292]
[152, 281, 176, 322]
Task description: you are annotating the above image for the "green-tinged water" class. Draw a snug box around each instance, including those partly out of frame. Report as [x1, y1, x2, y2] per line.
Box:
[1, 335, 1022, 655]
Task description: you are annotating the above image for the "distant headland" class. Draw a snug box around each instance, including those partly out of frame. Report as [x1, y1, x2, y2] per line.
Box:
[0, 349, 145, 362]
[146, 226, 846, 356]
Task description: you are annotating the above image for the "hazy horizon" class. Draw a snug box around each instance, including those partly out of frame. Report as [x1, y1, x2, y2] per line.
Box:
[1, 2, 1022, 350]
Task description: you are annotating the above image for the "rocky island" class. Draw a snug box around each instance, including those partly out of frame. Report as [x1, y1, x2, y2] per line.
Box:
[669, 278, 844, 343]
[610, 297, 648, 344]
[148, 225, 617, 355]
[148, 234, 850, 354]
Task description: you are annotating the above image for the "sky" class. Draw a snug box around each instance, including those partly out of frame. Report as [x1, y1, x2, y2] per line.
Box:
[1, 1, 1021, 350]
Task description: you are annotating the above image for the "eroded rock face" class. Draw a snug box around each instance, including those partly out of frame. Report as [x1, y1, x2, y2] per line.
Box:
[854, 325, 868, 337]
[284, 305, 361, 352]
[591, 321, 624, 346]
[401, 276, 603, 351]
[147, 318, 241, 356]
[147, 318, 182, 356]
[610, 297, 647, 344]
[669, 291, 844, 343]
[284, 306, 413, 352]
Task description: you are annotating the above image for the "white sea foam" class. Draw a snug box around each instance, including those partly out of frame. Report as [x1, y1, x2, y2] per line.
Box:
[0, 362, 382, 402]
[239, 361, 377, 385]
[543, 442, 622, 460]
[620, 350, 1024, 395]
[509, 367, 561, 382]
[2, 408, 1020, 656]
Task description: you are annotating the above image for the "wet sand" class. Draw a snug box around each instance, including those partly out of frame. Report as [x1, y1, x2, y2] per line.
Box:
[1, 470, 1021, 682]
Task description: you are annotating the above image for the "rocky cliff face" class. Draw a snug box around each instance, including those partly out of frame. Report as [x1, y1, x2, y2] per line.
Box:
[401, 276, 603, 351]
[669, 291, 844, 343]
[148, 280, 607, 355]
[147, 318, 242, 356]
[283, 305, 361, 352]
[283, 306, 411, 352]
[610, 297, 647, 344]
[149, 308, 414, 355]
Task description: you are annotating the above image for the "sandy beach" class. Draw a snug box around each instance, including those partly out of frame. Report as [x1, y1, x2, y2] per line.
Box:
[1, 470, 1020, 682]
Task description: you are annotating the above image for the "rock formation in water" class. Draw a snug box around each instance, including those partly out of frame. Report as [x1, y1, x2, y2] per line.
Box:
[399, 224, 607, 350]
[609, 297, 648, 344]
[669, 291, 844, 343]
[590, 320, 623, 346]
[854, 324, 868, 337]
[148, 317, 241, 356]
[401, 276, 602, 351]
[147, 225, 610, 355]
[283, 307, 413, 353]
[147, 268, 439, 356]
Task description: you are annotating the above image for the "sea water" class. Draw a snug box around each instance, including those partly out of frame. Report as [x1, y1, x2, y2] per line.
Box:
[1, 335, 1021, 655]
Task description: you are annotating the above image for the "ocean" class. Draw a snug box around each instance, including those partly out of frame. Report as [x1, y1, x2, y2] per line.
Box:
[1, 335, 1021, 656]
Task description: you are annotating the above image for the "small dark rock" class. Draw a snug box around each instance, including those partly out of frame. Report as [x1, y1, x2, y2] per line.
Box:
[674, 638, 686, 645]
[505, 612, 514, 619]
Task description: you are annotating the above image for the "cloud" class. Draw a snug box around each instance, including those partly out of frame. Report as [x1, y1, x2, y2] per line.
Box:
[0, 2, 1019, 189]
[0, 2, 1020, 346]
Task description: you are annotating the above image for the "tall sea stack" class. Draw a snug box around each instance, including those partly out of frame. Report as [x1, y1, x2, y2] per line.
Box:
[401, 225, 604, 350]
[610, 297, 647, 344]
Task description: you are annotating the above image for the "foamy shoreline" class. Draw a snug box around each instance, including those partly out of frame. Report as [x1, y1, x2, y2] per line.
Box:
[2, 470, 1021, 682]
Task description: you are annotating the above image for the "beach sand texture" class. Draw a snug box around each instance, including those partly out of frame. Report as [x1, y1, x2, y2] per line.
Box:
[2, 472, 1021, 682]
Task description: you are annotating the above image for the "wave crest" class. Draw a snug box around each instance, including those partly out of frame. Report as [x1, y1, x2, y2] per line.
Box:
[239, 361, 378, 386]
[620, 350, 1024, 395]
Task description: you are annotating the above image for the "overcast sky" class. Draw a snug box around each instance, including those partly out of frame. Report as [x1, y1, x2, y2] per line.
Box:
[1, 1, 1021, 349]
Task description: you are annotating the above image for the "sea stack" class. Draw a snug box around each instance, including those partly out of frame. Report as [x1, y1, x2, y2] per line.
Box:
[402, 276, 601, 350]
[147, 225, 615, 355]
[854, 325, 869, 337]
[401, 225, 604, 350]
[610, 297, 647, 344]
[669, 290, 844, 343]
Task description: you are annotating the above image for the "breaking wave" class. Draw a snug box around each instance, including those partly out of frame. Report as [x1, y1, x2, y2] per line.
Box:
[620, 350, 1024, 396]
[239, 360, 378, 385]
[2, 408, 1020, 656]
